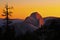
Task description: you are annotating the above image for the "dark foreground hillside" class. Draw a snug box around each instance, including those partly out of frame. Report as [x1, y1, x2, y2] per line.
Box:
[0, 25, 60, 40]
[0, 17, 60, 40]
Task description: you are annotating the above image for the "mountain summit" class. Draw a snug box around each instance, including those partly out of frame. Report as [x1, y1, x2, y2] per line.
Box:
[24, 12, 44, 28]
[30, 12, 44, 27]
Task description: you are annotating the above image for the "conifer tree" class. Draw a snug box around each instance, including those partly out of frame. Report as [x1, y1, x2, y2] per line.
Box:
[2, 4, 14, 39]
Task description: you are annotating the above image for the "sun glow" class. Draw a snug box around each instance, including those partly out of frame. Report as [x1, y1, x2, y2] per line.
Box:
[0, 0, 60, 19]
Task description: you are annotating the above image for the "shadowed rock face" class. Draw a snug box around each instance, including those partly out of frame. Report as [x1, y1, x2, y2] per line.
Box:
[24, 17, 38, 27]
[30, 12, 44, 27]
[24, 12, 44, 28]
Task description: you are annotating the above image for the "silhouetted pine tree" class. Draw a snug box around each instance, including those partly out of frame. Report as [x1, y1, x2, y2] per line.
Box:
[2, 4, 14, 40]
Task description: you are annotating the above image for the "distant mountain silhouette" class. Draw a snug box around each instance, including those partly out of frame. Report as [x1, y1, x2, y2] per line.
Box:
[44, 17, 60, 27]
[0, 18, 4, 26]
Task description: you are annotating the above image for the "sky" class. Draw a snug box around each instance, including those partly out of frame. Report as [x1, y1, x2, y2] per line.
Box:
[0, 0, 60, 19]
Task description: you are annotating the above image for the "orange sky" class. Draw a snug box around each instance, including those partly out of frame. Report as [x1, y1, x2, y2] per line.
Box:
[0, 0, 60, 19]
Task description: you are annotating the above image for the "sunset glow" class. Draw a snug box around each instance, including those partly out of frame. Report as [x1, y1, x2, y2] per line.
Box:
[0, 0, 60, 19]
